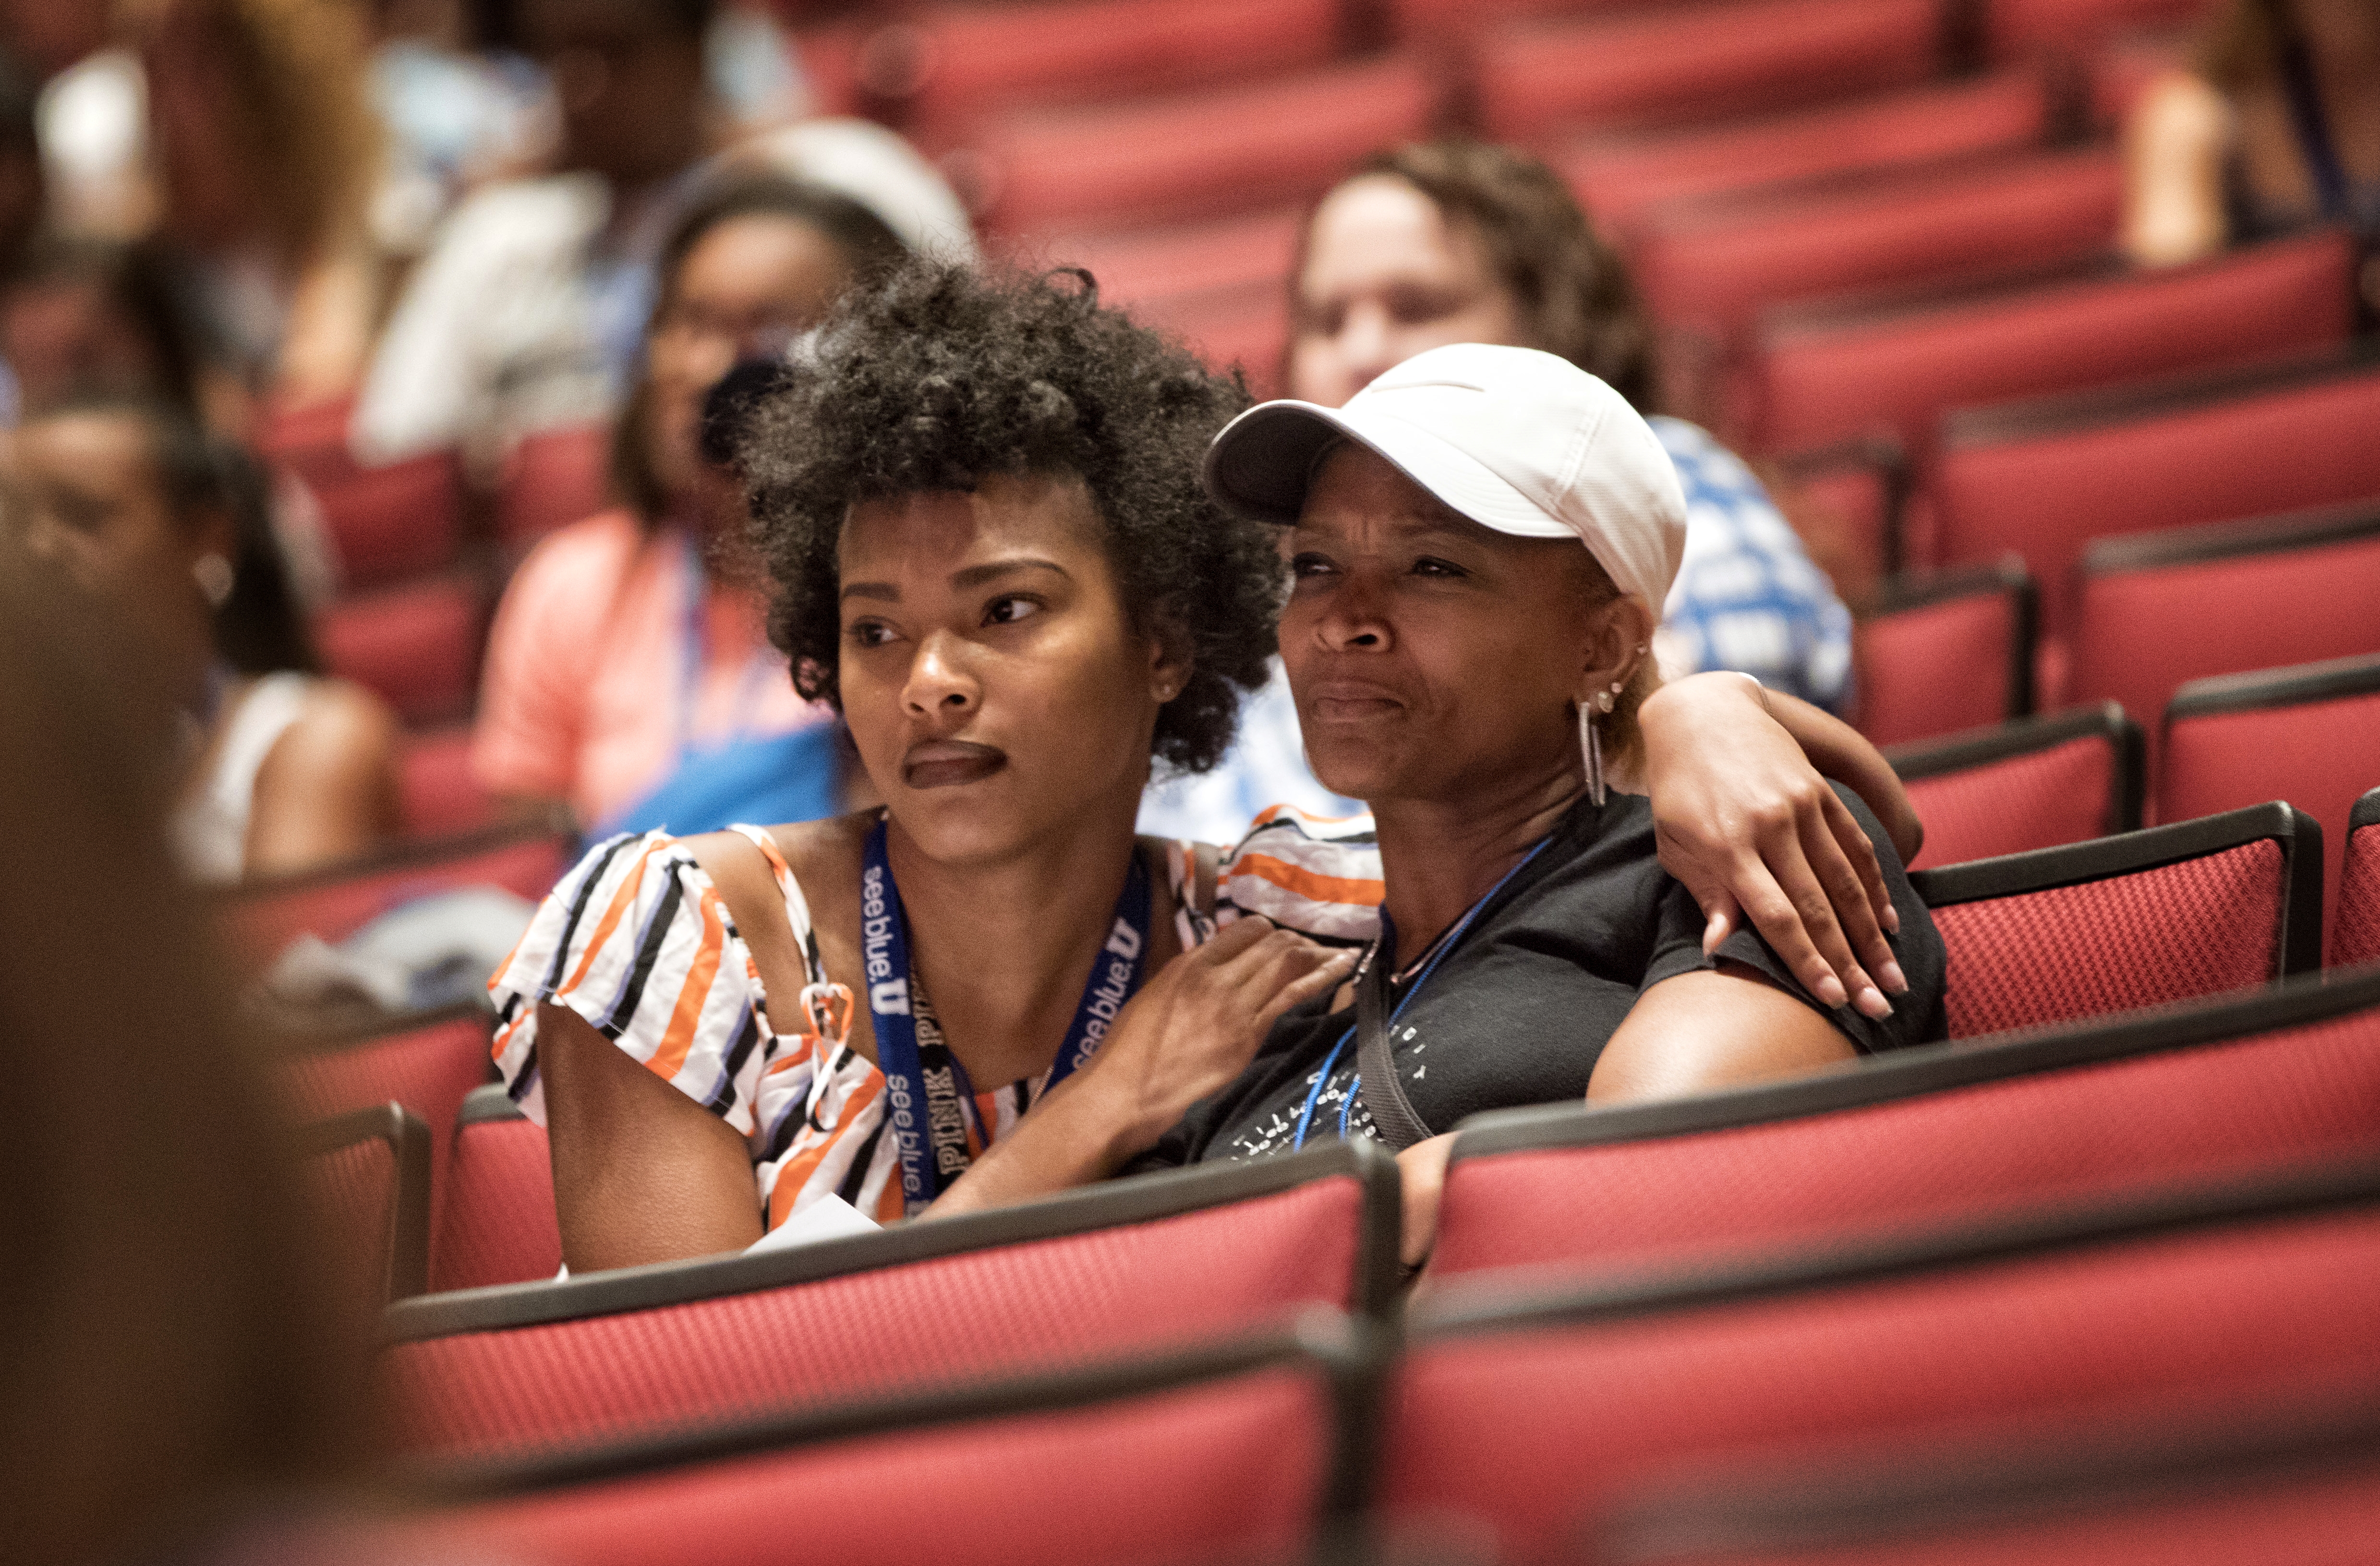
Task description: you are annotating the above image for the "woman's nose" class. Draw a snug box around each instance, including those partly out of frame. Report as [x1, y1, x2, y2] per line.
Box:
[1313, 575, 1391, 652]
[902, 630, 980, 720]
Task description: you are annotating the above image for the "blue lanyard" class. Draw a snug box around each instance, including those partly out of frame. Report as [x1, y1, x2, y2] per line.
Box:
[861, 818, 1153, 1216]
[1291, 835, 1555, 1150]
[677, 532, 775, 761]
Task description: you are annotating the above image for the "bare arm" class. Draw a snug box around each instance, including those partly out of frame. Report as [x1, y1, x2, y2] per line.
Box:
[244, 680, 403, 878]
[1639, 672, 1915, 1022]
[538, 1001, 765, 1272]
[2124, 72, 2232, 269]
[923, 920, 1356, 1220]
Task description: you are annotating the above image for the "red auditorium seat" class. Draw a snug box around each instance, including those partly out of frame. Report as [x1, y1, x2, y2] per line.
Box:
[1909, 800, 2321, 1038]
[1750, 230, 2357, 459]
[1983, 0, 2214, 60]
[407, 1324, 1364, 1566]
[1557, 71, 2053, 249]
[1388, 0, 1635, 43]
[1474, 0, 1942, 143]
[1889, 703, 2144, 870]
[1030, 206, 1302, 309]
[1385, 1159, 2380, 1565]
[219, 819, 573, 973]
[432, 1084, 562, 1295]
[399, 725, 497, 840]
[1774, 441, 1904, 584]
[1428, 964, 2380, 1283]
[278, 1005, 497, 1226]
[1856, 558, 2036, 747]
[2161, 655, 2380, 955]
[1931, 349, 2380, 659]
[2072, 503, 2380, 775]
[1128, 278, 1289, 396]
[1599, 1397, 2380, 1566]
[2341, 790, 2380, 969]
[314, 572, 485, 727]
[1634, 149, 2125, 340]
[964, 56, 1435, 233]
[498, 423, 612, 557]
[380, 1141, 1398, 1462]
[885, 0, 1343, 145]
[301, 1101, 433, 1307]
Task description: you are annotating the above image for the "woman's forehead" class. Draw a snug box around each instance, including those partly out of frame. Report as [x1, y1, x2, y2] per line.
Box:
[840, 471, 1103, 571]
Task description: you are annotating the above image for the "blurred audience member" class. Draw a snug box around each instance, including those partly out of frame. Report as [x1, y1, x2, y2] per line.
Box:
[4, 394, 400, 882]
[354, 0, 719, 468]
[1142, 139, 1853, 842]
[471, 173, 898, 832]
[0, 565, 363, 1566]
[2125, 0, 2380, 268]
[132, 0, 387, 409]
[366, 0, 553, 258]
[1, 236, 207, 416]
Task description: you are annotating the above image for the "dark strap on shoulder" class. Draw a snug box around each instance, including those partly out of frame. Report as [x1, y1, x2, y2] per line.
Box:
[1355, 953, 1431, 1152]
[2278, 29, 2351, 218]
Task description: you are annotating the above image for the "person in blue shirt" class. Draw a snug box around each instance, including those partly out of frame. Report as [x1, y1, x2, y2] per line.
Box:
[1139, 136, 1852, 845]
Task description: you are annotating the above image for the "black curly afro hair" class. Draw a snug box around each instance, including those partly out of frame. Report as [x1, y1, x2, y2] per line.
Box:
[738, 259, 1284, 775]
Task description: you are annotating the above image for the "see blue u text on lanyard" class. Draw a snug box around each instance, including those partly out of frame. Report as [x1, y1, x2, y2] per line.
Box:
[862, 818, 1153, 1216]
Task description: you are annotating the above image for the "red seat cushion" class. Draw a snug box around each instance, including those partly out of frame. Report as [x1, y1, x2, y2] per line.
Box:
[1984, 0, 2214, 59]
[1857, 579, 2027, 748]
[432, 1094, 562, 1294]
[498, 424, 612, 556]
[2339, 801, 2380, 968]
[1905, 734, 2120, 869]
[1476, 0, 1941, 141]
[220, 827, 573, 971]
[1932, 838, 2285, 1037]
[314, 574, 485, 727]
[289, 450, 467, 591]
[1559, 71, 2051, 248]
[969, 57, 1434, 232]
[1431, 989, 2380, 1281]
[1636, 151, 2123, 337]
[1933, 361, 2380, 650]
[1753, 231, 2356, 458]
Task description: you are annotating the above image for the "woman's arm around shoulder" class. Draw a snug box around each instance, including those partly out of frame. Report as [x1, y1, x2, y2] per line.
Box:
[244, 677, 402, 878]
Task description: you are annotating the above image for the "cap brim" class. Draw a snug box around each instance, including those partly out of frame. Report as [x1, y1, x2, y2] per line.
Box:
[1202, 399, 1574, 539]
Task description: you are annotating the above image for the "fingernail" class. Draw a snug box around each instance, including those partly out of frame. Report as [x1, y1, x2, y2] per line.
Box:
[1816, 975, 1848, 1009]
[1885, 905, 1901, 934]
[1856, 986, 1892, 1020]
[1881, 960, 1909, 995]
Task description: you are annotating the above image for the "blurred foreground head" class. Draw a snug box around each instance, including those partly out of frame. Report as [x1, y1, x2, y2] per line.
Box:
[0, 561, 359, 1566]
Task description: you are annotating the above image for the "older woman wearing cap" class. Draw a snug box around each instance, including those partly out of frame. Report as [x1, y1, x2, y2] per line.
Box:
[935, 344, 1945, 1261]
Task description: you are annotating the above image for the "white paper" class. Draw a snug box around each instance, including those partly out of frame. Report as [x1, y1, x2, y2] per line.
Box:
[742, 1194, 881, 1256]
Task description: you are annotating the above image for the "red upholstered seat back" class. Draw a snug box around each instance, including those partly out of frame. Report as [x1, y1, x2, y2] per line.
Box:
[1429, 987, 2380, 1281]
[432, 1087, 562, 1294]
[2160, 664, 2380, 953]
[1904, 734, 2120, 869]
[296, 451, 466, 590]
[1856, 571, 2030, 747]
[1929, 838, 2288, 1037]
[384, 1170, 1372, 1461]
[497, 423, 611, 557]
[220, 826, 571, 968]
[1984, 0, 2213, 59]
[1129, 277, 1289, 397]
[1784, 457, 1894, 587]
[1475, 0, 1941, 142]
[2073, 518, 2380, 779]
[399, 726, 496, 840]
[1558, 72, 2050, 249]
[1635, 150, 2124, 337]
[1933, 361, 2380, 649]
[1041, 207, 1302, 308]
[969, 57, 1433, 233]
[2341, 795, 2380, 969]
[307, 1133, 403, 1314]
[897, 0, 1342, 142]
[1752, 232, 2356, 458]
[416, 1354, 1338, 1566]
[1387, 1191, 2380, 1565]
[279, 1012, 496, 1222]
[314, 573, 485, 726]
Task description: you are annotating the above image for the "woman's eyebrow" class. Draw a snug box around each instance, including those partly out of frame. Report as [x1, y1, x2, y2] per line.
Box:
[839, 580, 898, 603]
[951, 556, 1069, 590]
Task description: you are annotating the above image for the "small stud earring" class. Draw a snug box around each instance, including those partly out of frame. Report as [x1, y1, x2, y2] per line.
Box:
[193, 553, 235, 608]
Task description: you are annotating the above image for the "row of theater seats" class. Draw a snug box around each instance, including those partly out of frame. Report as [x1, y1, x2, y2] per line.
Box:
[302, 942, 2380, 1563]
[288, 782, 2380, 1318]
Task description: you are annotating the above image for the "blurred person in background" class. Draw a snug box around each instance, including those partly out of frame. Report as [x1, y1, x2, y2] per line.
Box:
[4, 392, 400, 882]
[470, 171, 903, 834]
[1140, 138, 1855, 843]
[2125, 0, 2380, 269]
[0, 565, 363, 1566]
[133, 0, 388, 412]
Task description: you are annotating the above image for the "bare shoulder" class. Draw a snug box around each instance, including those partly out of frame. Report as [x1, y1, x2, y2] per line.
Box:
[680, 813, 873, 1028]
[284, 677, 400, 772]
[2132, 69, 2231, 148]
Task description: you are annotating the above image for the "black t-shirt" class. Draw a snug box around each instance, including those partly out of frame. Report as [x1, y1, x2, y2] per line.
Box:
[1139, 784, 1947, 1167]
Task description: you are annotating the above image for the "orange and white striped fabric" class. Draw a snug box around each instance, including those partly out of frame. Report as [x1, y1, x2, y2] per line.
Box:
[493, 814, 1383, 1233]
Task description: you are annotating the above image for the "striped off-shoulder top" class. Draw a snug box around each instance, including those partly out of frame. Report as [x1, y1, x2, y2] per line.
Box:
[488, 807, 1383, 1231]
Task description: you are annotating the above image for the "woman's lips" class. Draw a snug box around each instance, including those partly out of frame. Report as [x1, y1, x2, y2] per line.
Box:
[1305, 681, 1406, 723]
[902, 739, 1007, 790]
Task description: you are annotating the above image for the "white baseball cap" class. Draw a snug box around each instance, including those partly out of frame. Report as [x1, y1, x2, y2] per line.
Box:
[1201, 343, 1688, 614]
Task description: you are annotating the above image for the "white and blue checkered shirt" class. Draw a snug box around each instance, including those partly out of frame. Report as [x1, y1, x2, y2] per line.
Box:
[1138, 419, 1853, 846]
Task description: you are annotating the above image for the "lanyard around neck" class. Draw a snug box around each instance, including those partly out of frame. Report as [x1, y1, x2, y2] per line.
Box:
[861, 818, 1154, 1217]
